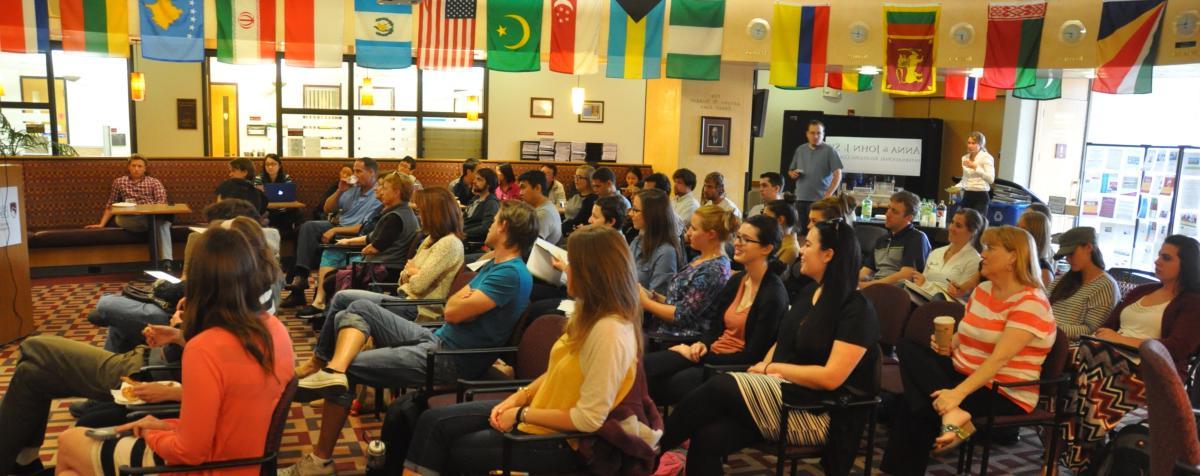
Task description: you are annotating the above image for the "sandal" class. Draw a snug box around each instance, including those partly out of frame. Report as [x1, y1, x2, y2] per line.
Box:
[932, 421, 976, 455]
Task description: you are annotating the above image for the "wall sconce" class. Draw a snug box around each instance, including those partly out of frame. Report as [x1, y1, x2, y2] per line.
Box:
[857, 65, 881, 76]
[968, 68, 984, 78]
[130, 72, 146, 102]
[0, 84, 6, 98]
[571, 86, 585, 115]
[361, 77, 375, 107]
[465, 95, 480, 121]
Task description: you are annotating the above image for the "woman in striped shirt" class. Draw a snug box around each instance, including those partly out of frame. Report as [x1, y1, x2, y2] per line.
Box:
[1047, 226, 1119, 340]
[882, 226, 1056, 475]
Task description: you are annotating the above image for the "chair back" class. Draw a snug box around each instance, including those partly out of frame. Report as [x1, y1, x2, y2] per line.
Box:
[1109, 267, 1159, 298]
[515, 314, 567, 380]
[1141, 339, 1200, 476]
[904, 300, 966, 343]
[1039, 328, 1070, 397]
[861, 283, 912, 347]
[449, 266, 477, 295]
[261, 375, 299, 474]
[854, 225, 888, 263]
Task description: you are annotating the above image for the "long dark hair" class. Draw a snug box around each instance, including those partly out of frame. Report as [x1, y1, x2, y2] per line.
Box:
[497, 163, 516, 185]
[1165, 234, 1200, 294]
[260, 154, 287, 184]
[955, 208, 987, 252]
[183, 223, 280, 376]
[1049, 237, 1106, 304]
[635, 188, 682, 267]
[800, 219, 862, 345]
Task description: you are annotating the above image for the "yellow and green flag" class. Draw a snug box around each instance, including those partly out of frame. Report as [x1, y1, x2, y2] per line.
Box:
[826, 72, 874, 92]
[61, 0, 128, 57]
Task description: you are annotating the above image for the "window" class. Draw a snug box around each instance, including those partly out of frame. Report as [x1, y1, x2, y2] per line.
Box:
[209, 59, 277, 156]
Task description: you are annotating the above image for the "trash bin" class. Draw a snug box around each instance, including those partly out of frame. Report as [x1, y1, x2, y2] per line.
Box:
[986, 201, 1031, 226]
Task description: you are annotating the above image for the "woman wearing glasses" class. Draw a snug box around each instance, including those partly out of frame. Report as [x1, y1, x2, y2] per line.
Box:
[644, 215, 788, 406]
[629, 189, 685, 296]
[640, 205, 735, 338]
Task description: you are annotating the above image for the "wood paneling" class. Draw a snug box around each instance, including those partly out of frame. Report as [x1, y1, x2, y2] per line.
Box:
[892, 88, 1006, 200]
[0, 165, 33, 345]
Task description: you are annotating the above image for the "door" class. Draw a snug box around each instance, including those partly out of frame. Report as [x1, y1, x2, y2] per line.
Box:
[209, 83, 239, 157]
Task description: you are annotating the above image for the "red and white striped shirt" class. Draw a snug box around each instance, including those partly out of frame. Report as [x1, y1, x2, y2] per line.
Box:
[952, 282, 1056, 412]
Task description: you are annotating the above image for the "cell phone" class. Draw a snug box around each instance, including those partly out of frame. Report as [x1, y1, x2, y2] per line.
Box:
[85, 427, 132, 441]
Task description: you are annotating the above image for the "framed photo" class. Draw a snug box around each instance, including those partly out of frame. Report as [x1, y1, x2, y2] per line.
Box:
[530, 97, 554, 118]
[176, 99, 198, 130]
[700, 116, 731, 155]
[578, 100, 604, 123]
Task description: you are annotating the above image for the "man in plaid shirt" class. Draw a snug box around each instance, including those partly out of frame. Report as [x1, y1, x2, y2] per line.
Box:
[85, 155, 174, 267]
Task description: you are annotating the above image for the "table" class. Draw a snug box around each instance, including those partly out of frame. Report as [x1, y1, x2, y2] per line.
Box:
[267, 201, 305, 210]
[110, 203, 192, 269]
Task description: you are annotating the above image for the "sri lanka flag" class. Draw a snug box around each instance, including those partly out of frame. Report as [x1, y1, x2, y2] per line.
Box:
[606, 0, 665, 79]
[769, 4, 829, 89]
[1093, 0, 1166, 94]
[0, 0, 49, 54]
[945, 75, 997, 101]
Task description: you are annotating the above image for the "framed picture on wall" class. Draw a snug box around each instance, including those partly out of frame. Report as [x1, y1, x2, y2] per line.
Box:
[530, 97, 554, 118]
[700, 116, 731, 155]
[578, 101, 604, 123]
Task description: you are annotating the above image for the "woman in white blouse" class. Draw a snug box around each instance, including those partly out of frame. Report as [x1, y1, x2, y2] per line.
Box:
[913, 208, 985, 296]
[955, 131, 995, 216]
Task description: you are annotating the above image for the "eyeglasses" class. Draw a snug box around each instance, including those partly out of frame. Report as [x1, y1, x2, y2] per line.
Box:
[734, 234, 763, 245]
[629, 207, 642, 213]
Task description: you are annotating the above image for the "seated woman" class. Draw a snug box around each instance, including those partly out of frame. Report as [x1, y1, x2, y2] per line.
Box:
[644, 215, 787, 406]
[1060, 234, 1200, 472]
[911, 208, 985, 297]
[54, 222, 294, 475]
[299, 172, 419, 318]
[495, 163, 520, 201]
[950, 208, 1056, 299]
[588, 194, 628, 229]
[1047, 226, 1119, 340]
[563, 165, 597, 234]
[622, 167, 643, 201]
[639, 205, 735, 338]
[402, 225, 655, 475]
[214, 157, 267, 214]
[630, 189, 684, 296]
[762, 199, 800, 266]
[882, 226, 1056, 475]
[656, 218, 879, 475]
[254, 153, 300, 235]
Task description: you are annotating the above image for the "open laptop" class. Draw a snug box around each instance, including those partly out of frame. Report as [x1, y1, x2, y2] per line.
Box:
[264, 183, 296, 203]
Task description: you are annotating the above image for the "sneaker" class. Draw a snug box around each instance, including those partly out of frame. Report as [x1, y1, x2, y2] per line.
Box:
[281, 292, 307, 308]
[295, 370, 348, 403]
[278, 453, 335, 476]
[297, 305, 325, 319]
[295, 358, 325, 379]
[68, 399, 105, 419]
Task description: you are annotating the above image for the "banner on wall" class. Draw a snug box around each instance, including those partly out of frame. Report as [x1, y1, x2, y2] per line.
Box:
[486, 0, 542, 72]
[61, 0, 130, 58]
[139, 0, 205, 62]
[550, 0, 603, 74]
[215, 0, 276, 64]
[284, 0, 344, 68]
[826, 136, 923, 177]
[1093, 0, 1166, 94]
[881, 4, 939, 96]
[981, 0, 1047, 90]
[606, 0, 665, 79]
[665, 0, 725, 81]
[769, 3, 829, 89]
[0, 0, 50, 54]
[417, 0, 477, 70]
[355, 0, 413, 69]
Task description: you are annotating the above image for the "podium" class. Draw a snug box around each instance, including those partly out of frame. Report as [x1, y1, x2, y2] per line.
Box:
[0, 164, 33, 346]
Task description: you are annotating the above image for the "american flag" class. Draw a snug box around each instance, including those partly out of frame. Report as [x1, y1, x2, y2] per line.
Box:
[418, 0, 476, 69]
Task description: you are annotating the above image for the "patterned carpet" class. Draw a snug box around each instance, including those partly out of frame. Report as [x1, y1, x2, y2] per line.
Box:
[0, 280, 1057, 475]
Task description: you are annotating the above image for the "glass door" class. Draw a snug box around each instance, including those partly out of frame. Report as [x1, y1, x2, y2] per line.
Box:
[1079, 144, 1145, 269]
[1172, 147, 1200, 242]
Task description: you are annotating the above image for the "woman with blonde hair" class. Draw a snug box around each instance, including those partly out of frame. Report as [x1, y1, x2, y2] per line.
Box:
[1018, 209, 1055, 286]
[882, 226, 1056, 474]
[954, 131, 995, 216]
[402, 225, 654, 474]
[640, 205, 735, 337]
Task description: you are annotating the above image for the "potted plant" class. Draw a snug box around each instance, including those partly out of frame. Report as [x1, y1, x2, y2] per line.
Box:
[0, 112, 77, 156]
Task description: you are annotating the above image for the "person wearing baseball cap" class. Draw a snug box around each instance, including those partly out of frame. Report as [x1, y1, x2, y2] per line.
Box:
[1048, 227, 1120, 340]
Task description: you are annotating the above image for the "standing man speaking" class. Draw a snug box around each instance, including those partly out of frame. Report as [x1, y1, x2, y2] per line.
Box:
[788, 119, 843, 231]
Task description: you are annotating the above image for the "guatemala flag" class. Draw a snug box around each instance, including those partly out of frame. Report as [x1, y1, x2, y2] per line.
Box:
[355, 0, 414, 69]
[139, 0, 204, 62]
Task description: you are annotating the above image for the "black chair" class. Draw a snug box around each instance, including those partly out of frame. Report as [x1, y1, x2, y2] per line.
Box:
[1109, 267, 1158, 297]
[854, 225, 888, 264]
[118, 375, 298, 474]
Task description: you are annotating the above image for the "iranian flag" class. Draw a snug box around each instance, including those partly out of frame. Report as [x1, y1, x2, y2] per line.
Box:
[550, 0, 603, 74]
[284, 0, 344, 68]
[981, 1, 1047, 89]
[216, 0, 276, 64]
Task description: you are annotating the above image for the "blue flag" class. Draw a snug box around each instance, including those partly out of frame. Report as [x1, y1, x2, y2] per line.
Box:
[355, 0, 413, 69]
[139, 0, 203, 62]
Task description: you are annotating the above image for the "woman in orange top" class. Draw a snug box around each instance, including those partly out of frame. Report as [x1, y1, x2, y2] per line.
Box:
[55, 218, 295, 475]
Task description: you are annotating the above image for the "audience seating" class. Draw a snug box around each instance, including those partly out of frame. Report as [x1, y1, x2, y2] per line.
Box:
[860, 283, 912, 395]
[1141, 339, 1200, 476]
[853, 225, 888, 264]
[1109, 267, 1159, 297]
[903, 300, 966, 346]
[460, 314, 567, 403]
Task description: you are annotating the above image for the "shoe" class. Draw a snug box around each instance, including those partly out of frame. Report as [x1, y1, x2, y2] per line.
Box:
[68, 399, 105, 419]
[297, 305, 325, 319]
[281, 292, 307, 308]
[932, 421, 976, 455]
[277, 453, 336, 476]
[9, 458, 45, 475]
[295, 358, 325, 379]
[295, 370, 348, 403]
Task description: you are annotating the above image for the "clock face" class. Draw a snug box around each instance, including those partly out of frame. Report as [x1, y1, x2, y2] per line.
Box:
[1177, 11, 1199, 37]
[747, 18, 770, 40]
[950, 23, 975, 46]
[1060, 20, 1087, 44]
[849, 22, 869, 44]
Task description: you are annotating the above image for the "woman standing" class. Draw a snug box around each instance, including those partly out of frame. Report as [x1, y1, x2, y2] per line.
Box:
[640, 205, 735, 338]
[494, 163, 520, 201]
[1047, 227, 1119, 340]
[955, 131, 995, 216]
[913, 209, 985, 296]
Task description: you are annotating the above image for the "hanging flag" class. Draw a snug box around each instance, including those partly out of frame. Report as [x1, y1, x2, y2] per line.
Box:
[139, 0, 204, 62]
[945, 75, 998, 100]
[882, 4, 939, 96]
[1093, 0, 1166, 94]
[418, 0, 477, 70]
[355, 0, 413, 69]
[550, 0, 603, 74]
[666, 0, 725, 81]
[487, 0, 541, 72]
[215, 0, 276, 64]
[1013, 75, 1062, 100]
[606, 0, 665, 79]
[981, 0, 1047, 89]
[826, 72, 874, 92]
[284, 0, 344, 68]
[61, 0, 130, 58]
[0, 0, 49, 54]
[769, 4, 829, 89]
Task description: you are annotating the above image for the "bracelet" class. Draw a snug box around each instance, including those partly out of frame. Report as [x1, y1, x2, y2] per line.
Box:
[764, 363, 772, 374]
[516, 406, 528, 424]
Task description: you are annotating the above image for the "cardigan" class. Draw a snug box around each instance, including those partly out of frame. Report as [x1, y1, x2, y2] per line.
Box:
[399, 234, 466, 321]
[698, 271, 787, 365]
[1103, 283, 1200, 381]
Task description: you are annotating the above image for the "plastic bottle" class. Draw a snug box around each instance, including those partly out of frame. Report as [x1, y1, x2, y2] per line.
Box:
[861, 195, 873, 221]
[366, 439, 386, 469]
[936, 201, 947, 228]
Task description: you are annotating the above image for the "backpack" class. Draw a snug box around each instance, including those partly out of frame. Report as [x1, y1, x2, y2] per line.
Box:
[366, 391, 428, 476]
[1091, 422, 1150, 476]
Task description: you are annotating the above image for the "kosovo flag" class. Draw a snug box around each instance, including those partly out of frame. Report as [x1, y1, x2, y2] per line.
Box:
[139, 0, 203, 62]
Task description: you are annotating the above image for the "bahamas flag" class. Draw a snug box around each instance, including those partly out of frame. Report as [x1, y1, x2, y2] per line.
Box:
[139, 0, 204, 62]
[61, 0, 129, 57]
[355, 0, 413, 69]
[769, 4, 829, 89]
[606, 0, 665, 79]
[1093, 0, 1166, 94]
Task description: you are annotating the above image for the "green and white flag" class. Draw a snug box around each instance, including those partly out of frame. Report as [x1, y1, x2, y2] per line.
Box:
[487, 0, 542, 72]
[1013, 75, 1062, 100]
[665, 0, 725, 81]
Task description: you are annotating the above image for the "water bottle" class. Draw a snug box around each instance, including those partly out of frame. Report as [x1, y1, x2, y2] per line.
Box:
[366, 439, 386, 470]
[936, 201, 947, 228]
[861, 195, 873, 221]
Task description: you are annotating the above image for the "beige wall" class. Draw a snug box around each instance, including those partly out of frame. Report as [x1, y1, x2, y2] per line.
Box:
[486, 70, 646, 163]
[677, 64, 754, 211]
[134, 55, 204, 156]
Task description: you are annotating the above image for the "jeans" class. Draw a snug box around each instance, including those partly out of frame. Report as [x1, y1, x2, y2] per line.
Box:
[294, 219, 335, 275]
[314, 299, 446, 389]
[89, 294, 172, 353]
[115, 215, 173, 260]
[404, 400, 581, 475]
[0, 336, 147, 474]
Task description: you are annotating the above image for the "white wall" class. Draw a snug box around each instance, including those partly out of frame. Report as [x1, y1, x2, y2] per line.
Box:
[486, 70, 646, 163]
[135, 55, 204, 156]
[678, 64, 755, 210]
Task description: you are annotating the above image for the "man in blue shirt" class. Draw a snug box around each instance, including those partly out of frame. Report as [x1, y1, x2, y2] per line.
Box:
[281, 200, 538, 475]
[283, 157, 383, 307]
[860, 190, 931, 288]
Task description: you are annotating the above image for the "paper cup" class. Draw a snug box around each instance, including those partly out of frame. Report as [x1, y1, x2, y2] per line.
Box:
[933, 316, 956, 355]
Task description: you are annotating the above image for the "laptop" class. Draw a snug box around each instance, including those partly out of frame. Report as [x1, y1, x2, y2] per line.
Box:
[264, 183, 296, 203]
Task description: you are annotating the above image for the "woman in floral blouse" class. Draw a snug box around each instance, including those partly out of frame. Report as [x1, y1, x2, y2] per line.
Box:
[640, 204, 735, 337]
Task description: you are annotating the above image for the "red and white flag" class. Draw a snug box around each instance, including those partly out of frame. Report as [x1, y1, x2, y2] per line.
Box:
[945, 75, 997, 101]
[550, 0, 603, 74]
[418, 0, 477, 70]
[284, 0, 344, 68]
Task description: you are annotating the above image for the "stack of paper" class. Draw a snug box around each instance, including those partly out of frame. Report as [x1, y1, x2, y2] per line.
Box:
[528, 238, 569, 286]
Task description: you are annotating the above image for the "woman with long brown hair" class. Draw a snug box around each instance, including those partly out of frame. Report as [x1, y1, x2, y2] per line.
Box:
[55, 220, 295, 475]
[640, 205, 735, 337]
[630, 188, 684, 295]
[402, 225, 650, 474]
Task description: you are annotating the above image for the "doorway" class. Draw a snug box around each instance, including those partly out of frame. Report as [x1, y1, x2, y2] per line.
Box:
[209, 83, 239, 156]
